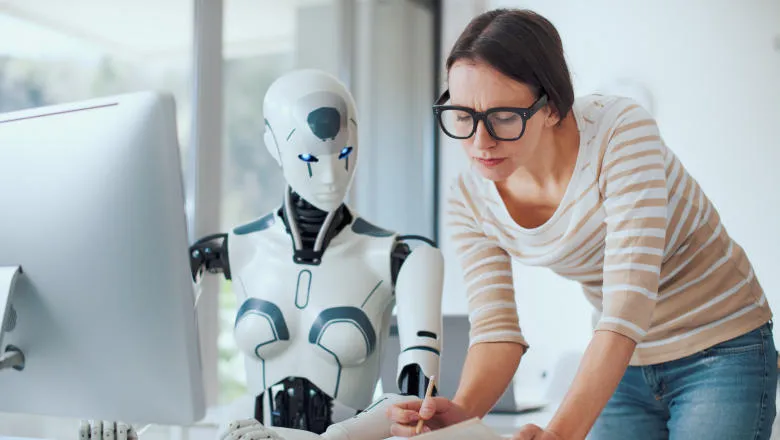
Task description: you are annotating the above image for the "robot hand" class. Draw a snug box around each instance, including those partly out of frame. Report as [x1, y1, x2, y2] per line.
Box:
[190, 233, 231, 282]
[78, 420, 138, 440]
[217, 419, 320, 440]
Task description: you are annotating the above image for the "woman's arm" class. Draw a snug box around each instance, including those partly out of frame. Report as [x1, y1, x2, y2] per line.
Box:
[453, 341, 526, 418]
[446, 176, 529, 416]
[386, 341, 526, 437]
[544, 330, 635, 439]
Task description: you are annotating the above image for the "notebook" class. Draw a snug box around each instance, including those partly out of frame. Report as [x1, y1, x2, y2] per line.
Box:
[384, 417, 507, 440]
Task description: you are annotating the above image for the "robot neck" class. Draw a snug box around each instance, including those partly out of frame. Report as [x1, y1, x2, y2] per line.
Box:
[278, 190, 352, 265]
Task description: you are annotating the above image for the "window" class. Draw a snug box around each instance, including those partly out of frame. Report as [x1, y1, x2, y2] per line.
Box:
[0, 0, 344, 412]
[0, 1, 196, 436]
[0, 3, 193, 162]
[218, 52, 292, 403]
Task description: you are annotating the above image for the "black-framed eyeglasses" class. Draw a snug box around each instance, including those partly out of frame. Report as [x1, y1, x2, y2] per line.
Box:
[432, 89, 548, 141]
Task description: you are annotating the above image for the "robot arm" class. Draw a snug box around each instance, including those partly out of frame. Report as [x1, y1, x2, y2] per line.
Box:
[392, 237, 444, 398]
[189, 233, 232, 282]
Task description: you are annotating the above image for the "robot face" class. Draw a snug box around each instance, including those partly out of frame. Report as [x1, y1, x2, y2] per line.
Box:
[263, 70, 359, 212]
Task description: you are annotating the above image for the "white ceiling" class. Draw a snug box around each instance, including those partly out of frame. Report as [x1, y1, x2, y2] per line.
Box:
[0, 0, 315, 60]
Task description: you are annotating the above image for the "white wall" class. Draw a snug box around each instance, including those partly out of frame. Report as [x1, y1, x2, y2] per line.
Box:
[351, 0, 437, 239]
[297, 0, 437, 240]
[295, 3, 339, 75]
[438, 0, 487, 317]
[439, 0, 780, 392]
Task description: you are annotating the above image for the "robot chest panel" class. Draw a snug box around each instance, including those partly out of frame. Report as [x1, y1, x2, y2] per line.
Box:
[238, 252, 390, 309]
[234, 253, 394, 368]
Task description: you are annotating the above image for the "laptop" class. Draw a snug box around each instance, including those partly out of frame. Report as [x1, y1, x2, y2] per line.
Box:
[380, 315, 548, 414]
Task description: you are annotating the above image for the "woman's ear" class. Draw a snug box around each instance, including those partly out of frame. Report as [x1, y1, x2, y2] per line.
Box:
[544, 105, 561, 127]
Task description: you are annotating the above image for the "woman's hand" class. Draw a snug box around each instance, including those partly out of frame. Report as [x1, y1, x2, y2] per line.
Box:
[386, 396, 472, 437]
[512, 424, 563, 440]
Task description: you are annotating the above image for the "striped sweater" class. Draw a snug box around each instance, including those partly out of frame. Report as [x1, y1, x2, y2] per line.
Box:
[446, 94, 771, 366]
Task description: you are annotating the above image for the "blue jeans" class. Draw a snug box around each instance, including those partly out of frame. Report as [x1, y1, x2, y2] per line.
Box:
[589, 322, 778, 440]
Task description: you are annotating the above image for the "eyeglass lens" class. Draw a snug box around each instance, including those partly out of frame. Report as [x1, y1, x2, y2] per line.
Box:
[438, 109, 526, 140]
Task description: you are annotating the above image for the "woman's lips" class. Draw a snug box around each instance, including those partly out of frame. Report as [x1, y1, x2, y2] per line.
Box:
[475, 157, 506, 167]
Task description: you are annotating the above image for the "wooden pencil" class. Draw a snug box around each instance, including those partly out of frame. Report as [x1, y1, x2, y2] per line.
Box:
[415, 375, 437, 435]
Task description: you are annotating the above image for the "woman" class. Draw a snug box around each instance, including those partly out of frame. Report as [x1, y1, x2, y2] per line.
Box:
[387, 8, 776, 440]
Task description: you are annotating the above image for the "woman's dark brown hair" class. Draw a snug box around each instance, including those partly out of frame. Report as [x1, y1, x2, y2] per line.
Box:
[446, 9, 575, 121]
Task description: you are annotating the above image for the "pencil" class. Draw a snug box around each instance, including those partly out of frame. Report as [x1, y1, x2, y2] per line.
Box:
[415, 375, 436, 435]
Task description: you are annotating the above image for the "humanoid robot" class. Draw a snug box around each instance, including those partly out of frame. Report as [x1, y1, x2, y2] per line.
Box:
[79, 69, 444, 440]
[188, 69, 444, 436]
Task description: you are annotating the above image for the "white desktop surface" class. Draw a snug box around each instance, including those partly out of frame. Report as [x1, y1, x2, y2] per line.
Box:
[0, 402, 558, 440]
[383, 405, 557, 439]
[483, 408, 556, 436]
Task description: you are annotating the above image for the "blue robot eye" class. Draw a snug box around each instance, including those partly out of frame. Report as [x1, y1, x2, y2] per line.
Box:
[338, 146, 353, 159]
[298, 153, 319, 163]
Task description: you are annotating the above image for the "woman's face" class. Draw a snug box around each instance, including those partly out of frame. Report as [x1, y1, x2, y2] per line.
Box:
[447, 59, 554, 182]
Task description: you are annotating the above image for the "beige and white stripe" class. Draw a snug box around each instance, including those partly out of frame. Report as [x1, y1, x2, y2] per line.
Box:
[447, 95, 770, 366]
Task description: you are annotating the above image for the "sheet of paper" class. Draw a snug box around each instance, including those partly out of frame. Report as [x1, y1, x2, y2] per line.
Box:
[382, 418, 505, 440]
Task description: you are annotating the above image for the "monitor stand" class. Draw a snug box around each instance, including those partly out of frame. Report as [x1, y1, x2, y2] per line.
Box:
[0, 266, 25, 371]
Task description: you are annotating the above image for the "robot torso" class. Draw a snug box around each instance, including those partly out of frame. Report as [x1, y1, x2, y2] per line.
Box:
[227, 208, 398, 413]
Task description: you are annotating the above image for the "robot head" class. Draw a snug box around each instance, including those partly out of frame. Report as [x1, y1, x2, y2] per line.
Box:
[263, 69, 359, 212]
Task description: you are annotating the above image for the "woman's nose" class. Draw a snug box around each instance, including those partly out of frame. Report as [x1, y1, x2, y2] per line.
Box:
[472, 120, 496, 150]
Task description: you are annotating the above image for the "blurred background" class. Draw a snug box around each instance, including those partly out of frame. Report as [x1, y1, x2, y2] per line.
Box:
[0, 0, 778, 438]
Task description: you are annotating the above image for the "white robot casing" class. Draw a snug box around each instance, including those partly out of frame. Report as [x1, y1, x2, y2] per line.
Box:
[262, 69, 358, 213]
[230, 69, 443, 424]
[230, 212, 443, 411]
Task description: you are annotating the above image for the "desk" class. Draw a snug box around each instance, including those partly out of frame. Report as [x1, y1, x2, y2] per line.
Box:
[483, 407, 557, 437]
[384, 407, 557, 439]
[197, 404, 560, 440]
[0, 402, 558, 440]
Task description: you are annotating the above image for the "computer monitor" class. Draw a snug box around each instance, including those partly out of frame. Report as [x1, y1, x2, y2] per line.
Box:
[0, 92, 205, 425]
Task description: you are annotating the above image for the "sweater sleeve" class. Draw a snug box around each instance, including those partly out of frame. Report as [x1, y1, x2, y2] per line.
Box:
[446, 176, 528, 349]
[595, 99, 669, 342]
